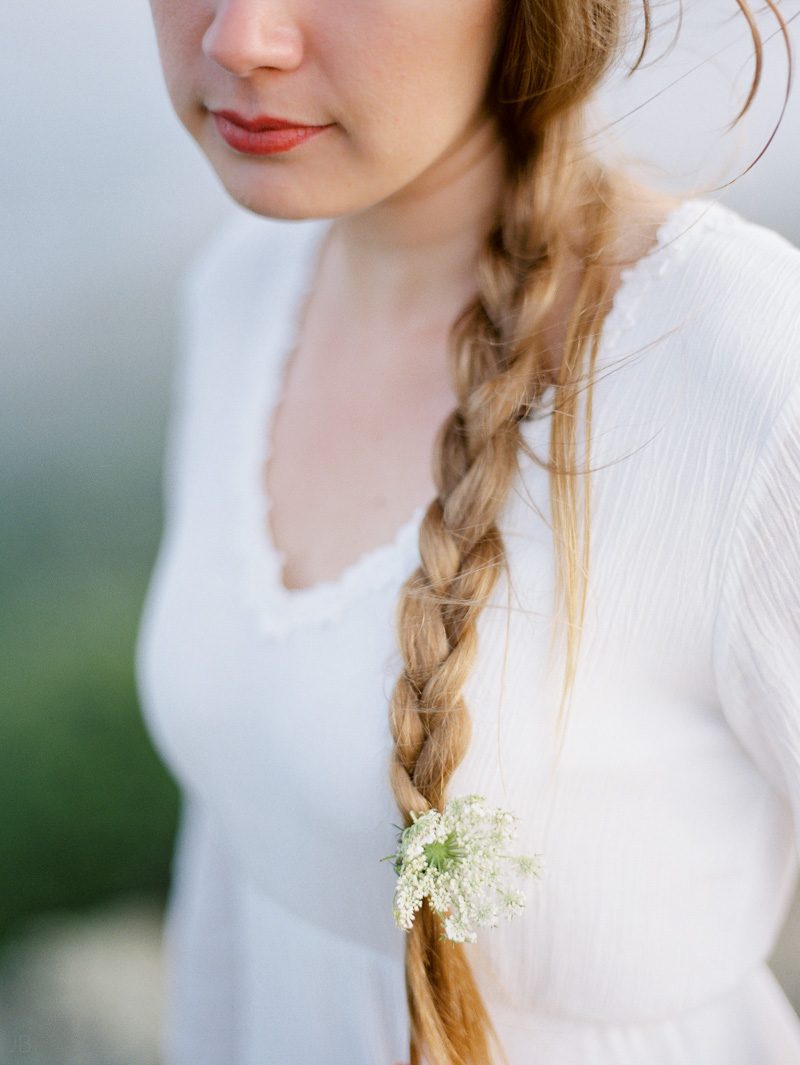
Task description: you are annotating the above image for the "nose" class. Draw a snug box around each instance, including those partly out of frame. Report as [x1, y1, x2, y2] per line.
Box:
[202, 0, 304, 76]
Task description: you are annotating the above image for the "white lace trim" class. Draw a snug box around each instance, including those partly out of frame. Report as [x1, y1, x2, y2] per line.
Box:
[234, 197, 735, 639]
[599, 197, 732, 351]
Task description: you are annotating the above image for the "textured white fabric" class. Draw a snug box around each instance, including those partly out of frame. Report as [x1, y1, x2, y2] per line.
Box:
[135, 199, 800, 1065]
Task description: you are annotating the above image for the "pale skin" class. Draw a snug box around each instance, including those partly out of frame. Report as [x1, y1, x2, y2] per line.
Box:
[149, 0, 502, 592]
[267, 177, 678, 590]
[266, 146, 502, 590]
[148, 0, 679, 594]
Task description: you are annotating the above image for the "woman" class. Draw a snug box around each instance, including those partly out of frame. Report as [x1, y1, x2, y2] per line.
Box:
[136, 0, 800, 1061]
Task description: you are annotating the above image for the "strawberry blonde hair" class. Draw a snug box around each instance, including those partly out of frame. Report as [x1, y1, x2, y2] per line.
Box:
[387, 2, 791, 1063]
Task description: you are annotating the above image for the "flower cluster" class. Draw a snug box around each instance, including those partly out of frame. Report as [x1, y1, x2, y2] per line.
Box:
[385, 795, 543, 944]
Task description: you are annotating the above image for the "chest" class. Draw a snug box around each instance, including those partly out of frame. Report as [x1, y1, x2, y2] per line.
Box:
[265, 334, 457, 591]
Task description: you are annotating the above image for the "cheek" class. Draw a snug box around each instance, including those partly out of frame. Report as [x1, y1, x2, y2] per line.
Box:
[323, 0, 498, 156]
[149, 0, 210, 111]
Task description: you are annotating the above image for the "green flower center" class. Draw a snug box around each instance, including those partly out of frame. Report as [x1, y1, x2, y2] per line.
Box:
[423, 832, 465, 872]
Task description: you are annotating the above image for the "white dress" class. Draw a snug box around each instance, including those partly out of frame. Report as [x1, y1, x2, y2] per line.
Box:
[135, 199, 800, 1065]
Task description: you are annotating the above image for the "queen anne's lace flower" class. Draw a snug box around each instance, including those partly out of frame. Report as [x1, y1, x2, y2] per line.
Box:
[385, 795, 543, 944]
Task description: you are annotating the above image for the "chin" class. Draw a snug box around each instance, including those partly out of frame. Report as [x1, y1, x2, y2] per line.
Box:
[222, 181, 337, 221]
[195, 129, 356, 221]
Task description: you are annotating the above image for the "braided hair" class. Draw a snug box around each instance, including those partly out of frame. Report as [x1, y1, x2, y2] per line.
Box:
[387, 2, 789, 1062]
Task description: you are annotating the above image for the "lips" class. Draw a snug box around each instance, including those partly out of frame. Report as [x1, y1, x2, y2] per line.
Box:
[211, 110, 333, 155]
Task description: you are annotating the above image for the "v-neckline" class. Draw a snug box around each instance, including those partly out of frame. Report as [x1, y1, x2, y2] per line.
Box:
[233, 198, 721, 639]
[235, 215, 428, 639]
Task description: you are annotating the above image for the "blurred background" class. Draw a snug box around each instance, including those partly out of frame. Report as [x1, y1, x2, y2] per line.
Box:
[1, 0, 799, 1061]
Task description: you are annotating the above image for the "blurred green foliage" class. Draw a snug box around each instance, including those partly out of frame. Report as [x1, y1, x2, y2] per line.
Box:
[0, 457, 180, 945]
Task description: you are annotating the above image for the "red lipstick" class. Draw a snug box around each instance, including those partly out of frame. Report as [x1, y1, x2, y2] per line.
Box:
[212, 111, 332, 155]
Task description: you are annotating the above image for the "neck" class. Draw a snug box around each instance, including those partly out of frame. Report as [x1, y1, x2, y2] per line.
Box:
[327, 115, 506, 329]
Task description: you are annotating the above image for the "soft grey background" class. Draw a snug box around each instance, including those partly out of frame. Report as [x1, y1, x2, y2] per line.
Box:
[1, 0, 798, 1056]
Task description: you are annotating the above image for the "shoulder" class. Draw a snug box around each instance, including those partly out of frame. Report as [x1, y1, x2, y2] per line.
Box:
[179, 208, 329, 326]
[650, 199, 800, 373]
[169, 209, 330, 408]
[618, 199, 800, 440]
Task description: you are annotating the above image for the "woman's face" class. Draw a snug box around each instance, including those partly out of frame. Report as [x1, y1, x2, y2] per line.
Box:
[149, 0, 502, 219]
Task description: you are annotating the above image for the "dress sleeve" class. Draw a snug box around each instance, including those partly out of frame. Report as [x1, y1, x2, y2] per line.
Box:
[160, 795, 241, 1065]
[712, 381, 800, 835]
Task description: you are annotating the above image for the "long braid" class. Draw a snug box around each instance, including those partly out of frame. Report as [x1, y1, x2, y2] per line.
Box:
[390, 127, 619, 1063]
[387, 2, 789, 1063]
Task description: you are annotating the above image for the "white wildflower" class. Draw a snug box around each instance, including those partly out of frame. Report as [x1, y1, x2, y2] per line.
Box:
[384, 794, 543, 944]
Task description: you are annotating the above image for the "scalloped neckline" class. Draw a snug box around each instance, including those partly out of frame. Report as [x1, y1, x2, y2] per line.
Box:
[261, 221, 428, 594]
[236, 216, 429, 638]
[237, 197, 729, 637]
